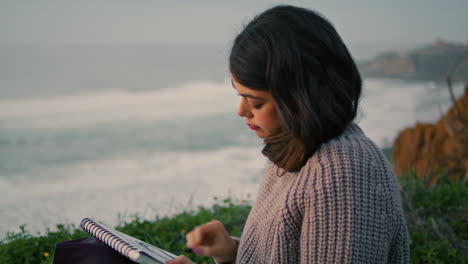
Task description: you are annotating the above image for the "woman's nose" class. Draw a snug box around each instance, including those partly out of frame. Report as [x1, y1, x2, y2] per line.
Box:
[237, 98, 252, 117]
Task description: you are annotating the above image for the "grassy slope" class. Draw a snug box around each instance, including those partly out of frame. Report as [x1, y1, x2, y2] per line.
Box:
[1, 175, 466, 264]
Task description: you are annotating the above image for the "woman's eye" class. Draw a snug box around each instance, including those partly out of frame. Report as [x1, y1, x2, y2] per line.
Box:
[252, 104, 263, 109]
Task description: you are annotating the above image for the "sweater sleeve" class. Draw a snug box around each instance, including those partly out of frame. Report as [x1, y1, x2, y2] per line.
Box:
[299, 174, 354, 263]
[299, 146, 409, 263]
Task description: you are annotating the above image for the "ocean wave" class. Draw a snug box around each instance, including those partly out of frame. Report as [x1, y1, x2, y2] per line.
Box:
[358, 78, 465, 147]
[0, 79, 237, 130]
[0, 145, 266, 236]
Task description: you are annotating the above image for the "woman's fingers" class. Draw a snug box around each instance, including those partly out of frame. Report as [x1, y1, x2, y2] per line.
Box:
[165, 255, 195, 264]
[190, 245, 216, 257]
[186, 227, 203, 248]
[184, 220, 238, 262]
[186, 224, 208, 247]
[186, 220, 237, 258]
[186, 220, 221, 248]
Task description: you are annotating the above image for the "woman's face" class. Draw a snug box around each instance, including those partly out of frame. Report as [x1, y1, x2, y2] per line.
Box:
[232, 77, 281, 138]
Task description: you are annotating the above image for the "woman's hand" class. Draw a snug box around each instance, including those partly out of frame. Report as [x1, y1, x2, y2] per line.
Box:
[166, 255, 196, 264]
[186, 219, 238, 263]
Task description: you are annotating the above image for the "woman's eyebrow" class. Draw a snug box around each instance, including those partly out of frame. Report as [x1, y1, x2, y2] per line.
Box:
[231, 79, 264, 100]
[239, 93, 263, 100]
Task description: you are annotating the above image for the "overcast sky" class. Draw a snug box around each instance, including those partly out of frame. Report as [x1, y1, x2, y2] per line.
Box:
[1, 0, 467, 58]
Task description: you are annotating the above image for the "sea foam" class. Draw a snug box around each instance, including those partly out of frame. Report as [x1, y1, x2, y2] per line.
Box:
[0, 80, 237, 130]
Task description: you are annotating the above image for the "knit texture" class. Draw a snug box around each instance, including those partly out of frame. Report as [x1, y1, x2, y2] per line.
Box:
[234, 123, 409, 263]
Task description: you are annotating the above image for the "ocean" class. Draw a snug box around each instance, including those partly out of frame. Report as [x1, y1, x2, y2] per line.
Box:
[0, 44, 465, 237]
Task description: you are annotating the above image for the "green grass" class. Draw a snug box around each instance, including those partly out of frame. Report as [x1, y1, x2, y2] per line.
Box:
[0, 198, 251, 264]
[1, 175, 467, 263]
[400, 173, 467, 263]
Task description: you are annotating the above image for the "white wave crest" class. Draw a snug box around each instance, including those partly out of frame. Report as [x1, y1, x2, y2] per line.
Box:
[0, 80, 238, 130]
[0, 145, 265, 236]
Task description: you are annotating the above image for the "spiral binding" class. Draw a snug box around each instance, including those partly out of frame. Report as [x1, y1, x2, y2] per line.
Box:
[80, 218, 138, 258]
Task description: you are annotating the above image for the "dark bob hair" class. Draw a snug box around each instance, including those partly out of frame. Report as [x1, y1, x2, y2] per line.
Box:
[229, 5, 362, 172]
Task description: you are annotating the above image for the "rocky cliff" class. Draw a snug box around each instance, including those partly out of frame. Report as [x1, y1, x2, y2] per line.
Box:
[392, 86, 468, 184]
[359, 40, 468, 82]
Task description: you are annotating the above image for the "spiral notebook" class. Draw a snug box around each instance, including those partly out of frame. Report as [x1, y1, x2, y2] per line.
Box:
[80, 218, 177, 264]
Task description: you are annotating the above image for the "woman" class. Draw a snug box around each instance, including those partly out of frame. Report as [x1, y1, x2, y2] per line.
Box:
[168, 5, 409, 264]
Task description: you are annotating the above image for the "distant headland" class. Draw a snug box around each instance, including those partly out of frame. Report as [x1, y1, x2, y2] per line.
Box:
[358, 40, 468, 82]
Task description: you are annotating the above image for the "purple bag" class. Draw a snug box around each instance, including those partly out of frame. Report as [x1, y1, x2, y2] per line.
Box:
[53, 237, 136, 264]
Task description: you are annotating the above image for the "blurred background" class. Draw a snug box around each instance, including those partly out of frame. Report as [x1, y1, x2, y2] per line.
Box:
[1, 0, 467, 236]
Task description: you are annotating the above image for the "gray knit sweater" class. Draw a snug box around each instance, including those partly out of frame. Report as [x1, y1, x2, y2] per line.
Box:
[233, 124, 409, 263]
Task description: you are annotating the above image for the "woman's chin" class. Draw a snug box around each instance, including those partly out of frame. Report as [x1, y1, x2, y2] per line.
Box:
[254, 130, 268, 139]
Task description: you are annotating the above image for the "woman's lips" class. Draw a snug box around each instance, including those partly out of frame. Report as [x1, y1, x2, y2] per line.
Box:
[247, 123, 259, 130]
